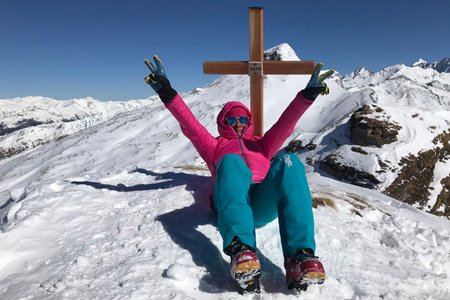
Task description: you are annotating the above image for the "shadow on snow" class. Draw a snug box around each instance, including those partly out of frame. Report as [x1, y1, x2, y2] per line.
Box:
[71, 168, 287, 294]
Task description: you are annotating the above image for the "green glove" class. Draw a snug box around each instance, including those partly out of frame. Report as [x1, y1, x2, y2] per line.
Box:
[144, 55, 177, 103]
[302, 63, 335, 101]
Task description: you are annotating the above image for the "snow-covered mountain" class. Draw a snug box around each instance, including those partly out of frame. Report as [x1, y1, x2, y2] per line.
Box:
[1, 44, 450, 299]
[0, 96, 149, 159]
[413, 57, 450, 73]
[305, 62, 450, 217]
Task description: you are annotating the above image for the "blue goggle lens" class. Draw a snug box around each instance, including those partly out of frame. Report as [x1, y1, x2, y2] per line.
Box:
[226, 116, 249, 125]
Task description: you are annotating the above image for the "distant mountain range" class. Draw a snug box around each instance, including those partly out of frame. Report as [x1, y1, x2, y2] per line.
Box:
[0, 97, 149, 159]
[413, 57, 450, 73]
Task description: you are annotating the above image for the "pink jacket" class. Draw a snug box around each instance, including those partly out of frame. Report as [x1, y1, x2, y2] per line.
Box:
[165, 92, 313, 185]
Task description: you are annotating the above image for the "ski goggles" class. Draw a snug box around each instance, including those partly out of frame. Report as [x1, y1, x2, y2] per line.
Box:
[225, 116, 249, 125]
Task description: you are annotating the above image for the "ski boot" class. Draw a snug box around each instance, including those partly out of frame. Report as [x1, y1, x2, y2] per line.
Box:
[226, 237, 261, 294]
[284, 248, 326, 291]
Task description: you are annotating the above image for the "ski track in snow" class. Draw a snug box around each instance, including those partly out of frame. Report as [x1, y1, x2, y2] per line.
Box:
[0, 167, 449, 300]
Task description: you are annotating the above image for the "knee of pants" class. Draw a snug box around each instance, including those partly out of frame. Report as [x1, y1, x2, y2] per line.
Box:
[271, 152, 305, 174]
[254, 212, 277, 228]
[250, 185, 279, 227]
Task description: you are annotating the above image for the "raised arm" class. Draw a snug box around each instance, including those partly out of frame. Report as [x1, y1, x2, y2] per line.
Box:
[144, 55, 217, 163]
[262, 63, 335, 158]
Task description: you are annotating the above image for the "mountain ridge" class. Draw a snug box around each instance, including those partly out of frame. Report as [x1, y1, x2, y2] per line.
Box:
[413, 57, 450, 73]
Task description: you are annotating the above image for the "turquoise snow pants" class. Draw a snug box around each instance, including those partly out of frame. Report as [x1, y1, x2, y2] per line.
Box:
[213, 153, 316, 257]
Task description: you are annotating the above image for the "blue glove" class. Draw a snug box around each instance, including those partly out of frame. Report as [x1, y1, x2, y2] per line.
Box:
[144, 55, 177, 103]
[302, 63, 335, 100]
[144, 55, 167, 92]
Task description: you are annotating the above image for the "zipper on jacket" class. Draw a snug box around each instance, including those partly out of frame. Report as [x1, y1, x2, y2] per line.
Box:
[238, 137, 250, 167]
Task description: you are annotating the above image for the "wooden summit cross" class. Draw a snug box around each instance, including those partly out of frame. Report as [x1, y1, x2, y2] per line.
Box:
[203, 7, 315, 136]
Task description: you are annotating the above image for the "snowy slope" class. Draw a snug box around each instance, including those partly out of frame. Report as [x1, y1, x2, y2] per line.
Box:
[303, 63, 450, 215]
[1, 44, 450, 299]
[0, 96, 149, 159]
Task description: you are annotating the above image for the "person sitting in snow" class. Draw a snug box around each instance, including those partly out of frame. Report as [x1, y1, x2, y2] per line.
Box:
[144, 55, 334, 294]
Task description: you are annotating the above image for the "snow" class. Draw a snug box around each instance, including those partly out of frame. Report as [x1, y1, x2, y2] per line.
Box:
[1, 44, 450, 299]
[0, 96, 150, 161]
[312, 58, 450, 207]
[413, 59, 428, 67]
[2, 167, 449, 299]
[264, 43, 300, 61]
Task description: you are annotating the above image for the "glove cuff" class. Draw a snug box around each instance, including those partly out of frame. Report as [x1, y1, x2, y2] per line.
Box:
[153, 75, 177, 103]
[158, 88, 177, 104]
[301, 87, 320, 101]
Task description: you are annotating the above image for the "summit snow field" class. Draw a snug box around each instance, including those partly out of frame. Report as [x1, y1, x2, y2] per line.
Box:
[1, 44, 450, 299]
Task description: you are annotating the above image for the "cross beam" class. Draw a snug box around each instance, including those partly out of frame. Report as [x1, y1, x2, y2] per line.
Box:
[203, 7, 315, 136]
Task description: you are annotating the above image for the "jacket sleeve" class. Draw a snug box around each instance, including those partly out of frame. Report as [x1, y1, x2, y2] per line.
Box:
[165, 94, 217, 164]
[261, 92, 313, 158]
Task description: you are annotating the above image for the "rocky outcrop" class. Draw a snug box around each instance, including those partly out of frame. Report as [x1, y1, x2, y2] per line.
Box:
[1, 119, 64, 160]
[384, 149, 438, 207]
[433, 176, 450, 216]
[313, 104, 400, 189]
[385, 130, 450, 216]
[350, 105, 402, 147]
[0, 119, 49, 136]
[0, 139, 52, 160]
[319, 154, 381, 189]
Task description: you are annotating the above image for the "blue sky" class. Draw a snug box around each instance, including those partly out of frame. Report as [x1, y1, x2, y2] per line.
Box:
[1, 0, 449, 101]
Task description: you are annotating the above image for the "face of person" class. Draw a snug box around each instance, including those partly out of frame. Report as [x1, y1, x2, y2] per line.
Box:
[225, 116, 249, 136]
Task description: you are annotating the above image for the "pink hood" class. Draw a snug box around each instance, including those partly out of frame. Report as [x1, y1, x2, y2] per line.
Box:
[216, 101, 254, 139]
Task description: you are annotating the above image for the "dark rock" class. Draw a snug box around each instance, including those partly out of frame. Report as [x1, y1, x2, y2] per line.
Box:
[319, 154, 381, 189]
[432, 176, 450, 216]
[350, 105, 402, 147]
[351, 147, 369, 155]
[284, 140, 316, 153]
[264, 51, 281, 61]
[0, 119, 51, 136]
[385, 130, 450, 217]
[384, 149, 437, 207]
[378, 159, 389, 169]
